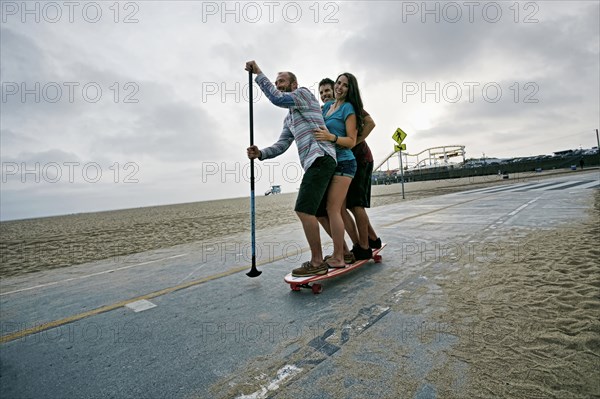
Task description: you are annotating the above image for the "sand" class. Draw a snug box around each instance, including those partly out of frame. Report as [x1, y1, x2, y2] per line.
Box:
[387, 189, 600, 398]
[0, 168, 594, 279]
[0, 193, 298, 278]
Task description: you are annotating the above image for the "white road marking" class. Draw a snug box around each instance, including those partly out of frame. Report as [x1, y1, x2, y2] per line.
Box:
[508, 197, 540, 216]
[578, 180, 600, 189]
[236, 365, 303, 399]
[125, 299, 157, 312]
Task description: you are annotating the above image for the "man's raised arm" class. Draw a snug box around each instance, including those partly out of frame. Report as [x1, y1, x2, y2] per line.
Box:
[246, 60, 299, 109]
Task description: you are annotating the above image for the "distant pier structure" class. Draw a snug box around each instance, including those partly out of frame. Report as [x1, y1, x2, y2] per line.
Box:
[375, 145, 466, 173]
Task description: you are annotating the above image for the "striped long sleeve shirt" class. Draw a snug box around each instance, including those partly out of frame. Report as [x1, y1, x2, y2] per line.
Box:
[255, 73, 337, 171]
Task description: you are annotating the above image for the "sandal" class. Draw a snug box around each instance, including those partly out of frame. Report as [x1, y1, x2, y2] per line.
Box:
[324, 253, 355, 264]
[325, 259, 346, 269]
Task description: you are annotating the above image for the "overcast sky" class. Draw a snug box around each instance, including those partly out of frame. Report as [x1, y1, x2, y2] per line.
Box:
[1, 1, 599, 220]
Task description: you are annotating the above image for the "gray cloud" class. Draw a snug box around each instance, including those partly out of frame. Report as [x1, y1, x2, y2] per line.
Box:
[95, 100, 220, 162]
[1, 1, 598, 220]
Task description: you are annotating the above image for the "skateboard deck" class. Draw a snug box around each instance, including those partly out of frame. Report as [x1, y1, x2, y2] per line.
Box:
[284, 243, 386, 294]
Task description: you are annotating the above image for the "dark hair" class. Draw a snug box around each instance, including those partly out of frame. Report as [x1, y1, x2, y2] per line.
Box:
[336, 72, 364, 133]
[318, 78, 335, 90]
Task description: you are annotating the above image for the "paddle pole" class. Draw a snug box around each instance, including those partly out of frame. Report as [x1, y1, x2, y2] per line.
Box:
[246, 70, 261, 278]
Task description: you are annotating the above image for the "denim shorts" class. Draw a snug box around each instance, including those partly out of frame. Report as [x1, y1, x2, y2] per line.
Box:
[333, 159, 357, 178]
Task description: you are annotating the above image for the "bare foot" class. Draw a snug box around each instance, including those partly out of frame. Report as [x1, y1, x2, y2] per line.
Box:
[326, 258, 346, 268]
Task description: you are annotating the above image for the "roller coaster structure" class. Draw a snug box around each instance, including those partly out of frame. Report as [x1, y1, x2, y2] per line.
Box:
[374, 145, 466, 172]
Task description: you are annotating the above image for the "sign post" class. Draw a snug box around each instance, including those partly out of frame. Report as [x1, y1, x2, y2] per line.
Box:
[596, 129, 599, 167]
[392, 128, 408, 199]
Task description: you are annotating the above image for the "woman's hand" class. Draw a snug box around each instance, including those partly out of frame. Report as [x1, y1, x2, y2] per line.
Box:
[314, 126, 335, 142]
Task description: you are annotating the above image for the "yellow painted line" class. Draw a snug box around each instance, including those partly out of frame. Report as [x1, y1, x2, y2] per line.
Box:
[0, 251, 306, 345]
[1, 195, 494, 345]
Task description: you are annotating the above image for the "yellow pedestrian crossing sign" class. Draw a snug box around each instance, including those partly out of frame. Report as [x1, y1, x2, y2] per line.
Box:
[395, 144, 406, 152]
[392, 127, 407, 144]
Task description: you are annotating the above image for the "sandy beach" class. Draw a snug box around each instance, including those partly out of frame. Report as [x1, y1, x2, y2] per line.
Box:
[433, 193, 600, 399]
[0, 168, 596, 279]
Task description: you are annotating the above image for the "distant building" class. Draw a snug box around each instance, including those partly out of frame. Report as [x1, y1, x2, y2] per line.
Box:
[553, 149, 574, 156]
[264, 185, 281, 196]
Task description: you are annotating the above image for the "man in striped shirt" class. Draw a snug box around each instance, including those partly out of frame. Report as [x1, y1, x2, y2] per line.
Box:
[245, 61, 337, 277]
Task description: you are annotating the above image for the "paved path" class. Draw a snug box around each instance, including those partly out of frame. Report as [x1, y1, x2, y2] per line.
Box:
[1, 170, 598, 398]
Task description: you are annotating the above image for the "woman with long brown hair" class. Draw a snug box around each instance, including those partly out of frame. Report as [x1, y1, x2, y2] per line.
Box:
[314, 72, 365, 268]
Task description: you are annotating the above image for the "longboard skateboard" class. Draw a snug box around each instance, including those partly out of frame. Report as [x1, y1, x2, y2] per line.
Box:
[284, 243, 386, 294]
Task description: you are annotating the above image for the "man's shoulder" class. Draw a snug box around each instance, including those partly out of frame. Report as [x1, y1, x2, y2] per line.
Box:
[294, 87, 319, 103]
[295, 86, 312, 94]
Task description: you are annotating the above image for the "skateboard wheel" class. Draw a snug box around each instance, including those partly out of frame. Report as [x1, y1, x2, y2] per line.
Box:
[290, 284, 301, 291]
[311, 284, 323, 294]
[374, 254, 382, 263]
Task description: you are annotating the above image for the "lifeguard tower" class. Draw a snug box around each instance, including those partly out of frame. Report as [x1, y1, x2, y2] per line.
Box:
[264, 185, 281, 196]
